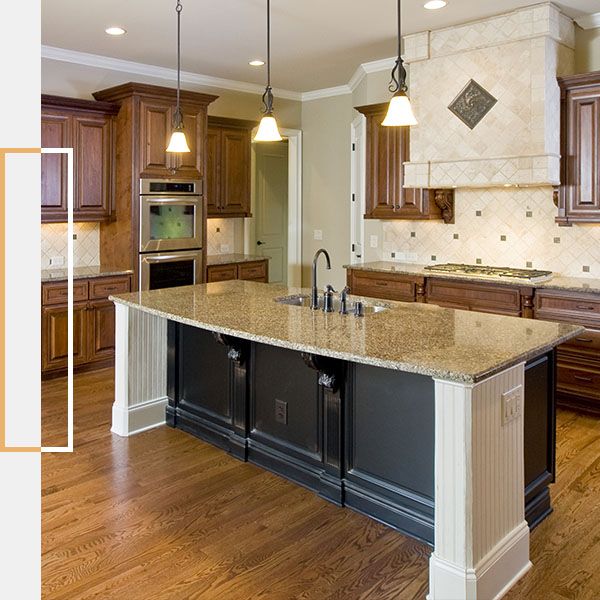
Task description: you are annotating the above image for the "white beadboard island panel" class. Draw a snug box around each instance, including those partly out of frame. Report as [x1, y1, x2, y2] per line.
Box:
[428, 363, 530, 600]
[112, 303, 167, 436]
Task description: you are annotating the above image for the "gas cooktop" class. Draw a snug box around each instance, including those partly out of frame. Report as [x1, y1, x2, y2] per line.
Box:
[424, 263, 553, 283]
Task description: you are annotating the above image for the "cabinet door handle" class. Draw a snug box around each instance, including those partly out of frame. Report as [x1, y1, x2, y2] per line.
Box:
[574, 375, 593, 382]
[574, 337, 593, 343]
[576, 305, 596, 310]
[375, 281, 389, 287]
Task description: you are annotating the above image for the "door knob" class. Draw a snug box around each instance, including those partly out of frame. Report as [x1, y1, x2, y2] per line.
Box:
[256, 240, 265, 246]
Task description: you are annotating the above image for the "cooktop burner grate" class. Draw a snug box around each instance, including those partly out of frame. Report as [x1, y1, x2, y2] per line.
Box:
[424, 263, 553, 282]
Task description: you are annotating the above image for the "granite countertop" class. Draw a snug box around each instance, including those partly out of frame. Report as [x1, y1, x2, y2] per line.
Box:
[111, 280, 581, 384]
[207, 254, 268, 267]
[344, 261, 600, 294]
[41, 266, 133, 283]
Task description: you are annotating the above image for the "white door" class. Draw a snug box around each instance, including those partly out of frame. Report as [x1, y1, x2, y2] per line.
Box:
[350, 115, 366, 263]
[254, 142, 289, 283]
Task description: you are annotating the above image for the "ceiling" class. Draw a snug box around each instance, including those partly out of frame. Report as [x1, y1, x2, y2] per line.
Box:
[42, 0, 597, 93]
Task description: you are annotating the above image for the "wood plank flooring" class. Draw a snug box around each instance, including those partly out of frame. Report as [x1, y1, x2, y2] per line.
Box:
[42, 368, 600, 599]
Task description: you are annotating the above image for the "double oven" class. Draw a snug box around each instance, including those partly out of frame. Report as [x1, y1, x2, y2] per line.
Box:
[139, 179, 203, 291]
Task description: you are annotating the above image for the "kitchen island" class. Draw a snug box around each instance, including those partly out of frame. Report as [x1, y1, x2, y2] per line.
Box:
[110, 280, 581, 600]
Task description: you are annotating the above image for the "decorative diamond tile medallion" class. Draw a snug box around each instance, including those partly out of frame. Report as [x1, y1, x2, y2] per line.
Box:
[448, 79, 497, 130]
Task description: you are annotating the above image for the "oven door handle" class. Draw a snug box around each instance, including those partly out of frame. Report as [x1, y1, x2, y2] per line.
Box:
[142, 198, 200, 205]
[143, 253, 200, 263]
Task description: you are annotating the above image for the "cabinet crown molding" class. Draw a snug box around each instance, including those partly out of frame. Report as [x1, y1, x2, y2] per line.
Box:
[93, 82, 219, 106]
[42, 94, 120, 115]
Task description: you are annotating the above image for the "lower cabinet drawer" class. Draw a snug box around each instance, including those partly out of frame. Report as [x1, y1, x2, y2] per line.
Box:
[349, 271, 416, 301]
[557, 363, 600, 401]
[560, 328, 600, 354]
[89, 276, 131, 299]
[426, 278, 525, 315]
[42, 281, 88, 305]
[206, 265, 237, 283]
[238, 261, 267, 282]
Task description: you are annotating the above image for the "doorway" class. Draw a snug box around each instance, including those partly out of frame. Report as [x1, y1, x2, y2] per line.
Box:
[350, 114, 366, 263]
[245, 128, 302, 287]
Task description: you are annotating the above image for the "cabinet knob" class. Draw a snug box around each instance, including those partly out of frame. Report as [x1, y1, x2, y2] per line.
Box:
[256, 240, 265, 246]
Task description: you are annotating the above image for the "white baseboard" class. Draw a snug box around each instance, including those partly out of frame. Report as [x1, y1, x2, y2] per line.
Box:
[428, 522, 531, 600]
[111, 396, 168, 437]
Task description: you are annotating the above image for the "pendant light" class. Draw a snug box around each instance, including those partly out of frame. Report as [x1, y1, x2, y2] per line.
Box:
[254, 0, 282, 142]
[382, 0, 418, 127]
[166, 0, 191, 153]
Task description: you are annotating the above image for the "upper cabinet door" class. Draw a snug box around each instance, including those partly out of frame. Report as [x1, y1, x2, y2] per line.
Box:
[73, 115, 113, 218]
[139, 100, 173, 177]
[556, 74, 600, 225]
[206, 126, 221, 216]
[365, 111, 403, 219]
[220, 128, 251, 216]
[41, 112, 70, 221]
[172, 104, 205, 179]
[567, 90, 600, 218]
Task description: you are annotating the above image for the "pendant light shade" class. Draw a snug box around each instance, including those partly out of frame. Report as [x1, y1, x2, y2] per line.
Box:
[383, 0, 417, 127]
[166, 127, 191, 153]
[254, 0, 282, 142]
[382, 91, 418, 126]
[255, 114, 282, 142]
[166, 0, 191, 153]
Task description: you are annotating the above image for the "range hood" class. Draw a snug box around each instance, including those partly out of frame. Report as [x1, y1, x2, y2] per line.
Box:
[402, 3, 575, 190]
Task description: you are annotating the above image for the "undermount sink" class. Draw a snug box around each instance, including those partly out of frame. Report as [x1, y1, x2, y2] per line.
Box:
[275, 294, 389, 314]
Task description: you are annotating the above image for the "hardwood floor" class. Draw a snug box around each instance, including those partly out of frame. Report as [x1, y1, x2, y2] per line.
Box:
[42, 369, 600, 600]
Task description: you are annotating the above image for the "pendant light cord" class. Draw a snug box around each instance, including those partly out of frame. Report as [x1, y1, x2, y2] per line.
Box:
[261, 0, 274, 114]
[389, 0, 407, 94]
[175, 0, 183, 127]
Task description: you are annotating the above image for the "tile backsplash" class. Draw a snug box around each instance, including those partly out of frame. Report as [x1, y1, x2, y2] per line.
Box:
[382, 187, 600, 278]
[207, 219, 235, 255]
[41, 222, 100, 269]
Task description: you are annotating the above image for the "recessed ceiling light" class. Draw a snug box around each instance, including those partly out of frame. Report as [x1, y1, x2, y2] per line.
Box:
[105, 26, 127, 36]
[249, 59, 265, 67]
[424, 0, 447, 9]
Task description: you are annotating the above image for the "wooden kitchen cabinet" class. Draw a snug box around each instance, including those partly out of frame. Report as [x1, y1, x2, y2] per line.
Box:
[534, 288, 600, 415]
[41, 95, 118, 222]
[138, 99, 206, 179]
[556, 72, 600, 225]
[354, 103, 454, 223]
[206, 116, 255, 218]
[206, 259, 268, 283]
[92, 83, 217, 288]
[41, 274, 132, 378]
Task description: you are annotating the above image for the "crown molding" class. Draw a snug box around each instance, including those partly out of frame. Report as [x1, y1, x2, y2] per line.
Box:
[301, 84, 351, 101]
[576, 12, 600, 29]
[42, 45, 398, 103]
[41, 45, 303, 101]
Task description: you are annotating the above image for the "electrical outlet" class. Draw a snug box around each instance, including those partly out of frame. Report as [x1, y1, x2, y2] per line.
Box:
[501, 385, 522, 425]
[314, 229, 323, 241]
[49, 256, 65, 266]
[220, 243, 230, 253]
[406, 252, 418, 262]
[275, 399, 288, 425]
[395, 252, 407, 261]
[369, 235, 378, 248]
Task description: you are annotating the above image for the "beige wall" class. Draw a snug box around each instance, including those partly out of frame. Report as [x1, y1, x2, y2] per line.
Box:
[300, 95, 354, 289]
[575, 26, 600, 73]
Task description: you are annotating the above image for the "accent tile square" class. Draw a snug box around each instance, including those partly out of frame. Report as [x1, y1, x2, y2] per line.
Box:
[448, 79, 498, 130]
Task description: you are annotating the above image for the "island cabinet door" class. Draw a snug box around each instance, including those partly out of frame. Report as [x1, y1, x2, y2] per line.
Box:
[247, 343, 345, 503]
[344, 363, 436, 545]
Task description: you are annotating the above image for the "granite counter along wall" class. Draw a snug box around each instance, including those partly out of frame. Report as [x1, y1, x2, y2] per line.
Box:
[381, 187, 600, 279]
